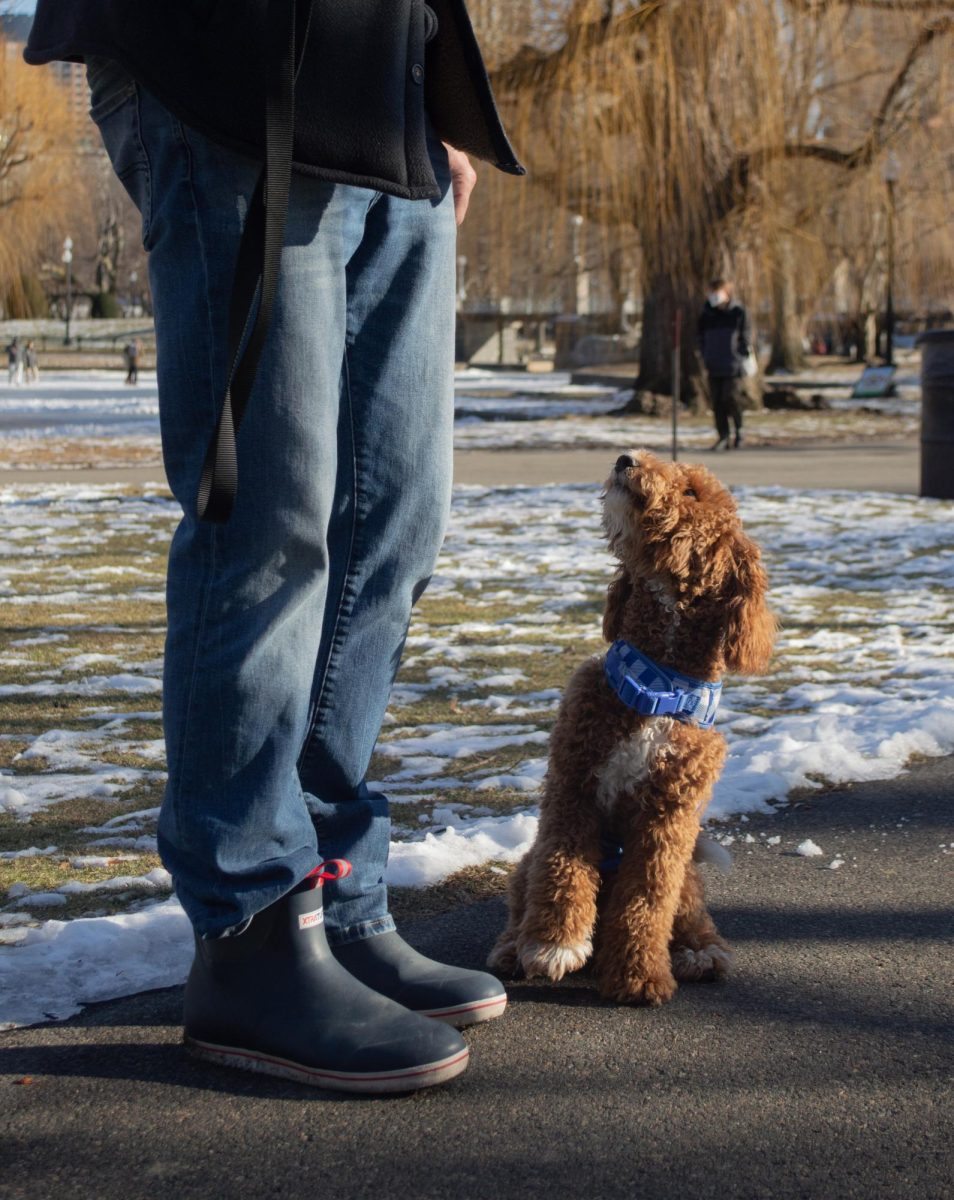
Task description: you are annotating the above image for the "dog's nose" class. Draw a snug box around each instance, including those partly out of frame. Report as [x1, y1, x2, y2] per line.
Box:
[615, 454, 636, 473]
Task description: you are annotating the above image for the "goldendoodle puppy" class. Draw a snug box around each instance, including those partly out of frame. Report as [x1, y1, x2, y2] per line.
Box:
[488, 450, 775, 1005]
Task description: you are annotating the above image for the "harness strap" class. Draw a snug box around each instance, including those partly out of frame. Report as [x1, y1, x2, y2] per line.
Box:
[197, 0, 314, 523]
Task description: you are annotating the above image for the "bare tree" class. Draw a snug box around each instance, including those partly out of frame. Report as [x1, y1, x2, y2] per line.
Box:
[464, 0, 954, 398]
[0, 32, 77, 313]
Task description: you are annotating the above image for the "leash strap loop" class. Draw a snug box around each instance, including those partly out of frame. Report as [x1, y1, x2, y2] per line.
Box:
[302, 859, 354, 889]
[197, 0, 312, 523]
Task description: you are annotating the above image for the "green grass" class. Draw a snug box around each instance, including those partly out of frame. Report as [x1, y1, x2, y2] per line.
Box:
[1, 479, 950, 940]
[0, 792, 159, 855]
[0, 853, 164, 896]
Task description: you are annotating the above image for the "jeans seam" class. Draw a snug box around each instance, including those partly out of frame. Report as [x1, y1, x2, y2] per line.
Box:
[167, 117, 224, 824]
[297, 348, 365, 762]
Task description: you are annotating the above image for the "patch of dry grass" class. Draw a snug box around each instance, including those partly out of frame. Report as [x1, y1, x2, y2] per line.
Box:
[389, 862, 513, 925]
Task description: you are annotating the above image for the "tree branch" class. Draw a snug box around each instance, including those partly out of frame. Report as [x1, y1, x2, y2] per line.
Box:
[490, 0, 668, 93]
[731, 15, 953, 199]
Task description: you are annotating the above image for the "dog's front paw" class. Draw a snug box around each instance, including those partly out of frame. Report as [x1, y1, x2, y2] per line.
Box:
[597, 958, 677, 1006]
[671, 942, 734, 982]
[517, 936, 592, 981]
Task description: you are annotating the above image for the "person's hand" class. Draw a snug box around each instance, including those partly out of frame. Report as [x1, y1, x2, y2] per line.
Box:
[442, 142, 477, 225]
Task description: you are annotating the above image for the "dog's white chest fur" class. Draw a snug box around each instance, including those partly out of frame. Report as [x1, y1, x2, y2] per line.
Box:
[595, 720, 674, 816]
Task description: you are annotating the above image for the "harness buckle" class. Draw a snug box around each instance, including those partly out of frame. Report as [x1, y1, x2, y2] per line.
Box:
[618, 674, 678, 716]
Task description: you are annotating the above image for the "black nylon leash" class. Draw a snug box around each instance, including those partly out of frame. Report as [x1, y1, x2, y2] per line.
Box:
[197, 0, 314, 523]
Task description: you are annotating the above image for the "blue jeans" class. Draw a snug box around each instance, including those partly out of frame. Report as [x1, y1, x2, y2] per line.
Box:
[87, 59, 457, 940]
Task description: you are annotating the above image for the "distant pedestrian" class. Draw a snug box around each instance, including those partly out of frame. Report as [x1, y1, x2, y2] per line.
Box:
[24, 341, 39, 383]
[6, 337, 23, 386]
[697, 279, 751, 450]
[124, 338, 141, 385]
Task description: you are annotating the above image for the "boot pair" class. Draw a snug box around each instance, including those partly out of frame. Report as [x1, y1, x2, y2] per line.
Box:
[183, 861, 506, 1093]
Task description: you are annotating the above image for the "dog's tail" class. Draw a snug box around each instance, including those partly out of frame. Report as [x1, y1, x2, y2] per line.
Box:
[693, 832, 733, 872]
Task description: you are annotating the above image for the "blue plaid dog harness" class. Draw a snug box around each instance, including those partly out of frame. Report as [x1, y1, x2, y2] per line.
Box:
[603, 638, 722, 730]
[599, 640, 723, 875]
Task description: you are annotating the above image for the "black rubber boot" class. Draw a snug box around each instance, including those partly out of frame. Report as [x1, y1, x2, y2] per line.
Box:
[331, 930, 508, 1027]
[183, 862, 468, 1093]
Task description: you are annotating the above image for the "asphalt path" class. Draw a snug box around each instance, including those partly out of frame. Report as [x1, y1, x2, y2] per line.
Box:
[2, 757, 952, 1200]
[0, 439, 923, 493]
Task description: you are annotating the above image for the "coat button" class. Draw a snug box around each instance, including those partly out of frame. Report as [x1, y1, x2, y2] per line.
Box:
[411, 63, 425, 84]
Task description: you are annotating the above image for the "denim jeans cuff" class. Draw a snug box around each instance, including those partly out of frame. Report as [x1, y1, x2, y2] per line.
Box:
[325, 914, 396, 947]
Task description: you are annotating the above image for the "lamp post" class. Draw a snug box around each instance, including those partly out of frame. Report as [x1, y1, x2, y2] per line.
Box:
[570, 212, 585, 316]
[498, 295, 511, 364]
[62, 236, 74, 346]
[882, 153, 899, 367]
[456, 254, 468, 309]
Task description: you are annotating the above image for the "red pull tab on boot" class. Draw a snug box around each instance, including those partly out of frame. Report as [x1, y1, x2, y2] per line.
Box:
[301, 859, 352, 889]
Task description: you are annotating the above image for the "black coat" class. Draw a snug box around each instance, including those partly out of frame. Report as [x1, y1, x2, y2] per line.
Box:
[697, 301, 751, 379]
[25, 0, 526, 201]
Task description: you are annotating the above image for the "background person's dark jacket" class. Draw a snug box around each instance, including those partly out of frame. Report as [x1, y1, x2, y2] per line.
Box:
[697, 301, 751, 379]
[25, 0, 526, 201]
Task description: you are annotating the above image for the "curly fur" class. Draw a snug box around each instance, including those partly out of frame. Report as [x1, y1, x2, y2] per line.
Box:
[488, 451, 776, 1005]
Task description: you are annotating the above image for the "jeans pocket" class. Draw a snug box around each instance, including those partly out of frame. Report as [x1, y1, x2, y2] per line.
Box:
[87, 56, 137, 123]
[87, 59, 152, 245]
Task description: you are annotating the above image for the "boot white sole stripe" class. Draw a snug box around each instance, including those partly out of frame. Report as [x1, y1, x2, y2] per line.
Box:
[184, 1037, 469, 1093]
[418, 994, 508, 1025]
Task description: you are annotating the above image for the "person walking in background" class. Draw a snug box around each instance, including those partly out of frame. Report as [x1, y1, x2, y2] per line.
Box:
[6, 337, 22, 386]
[698, 278, 751, 450]
[124, 337, 141, 385]
[24, 341, 39, 383]
[25, 0, 524, 1093]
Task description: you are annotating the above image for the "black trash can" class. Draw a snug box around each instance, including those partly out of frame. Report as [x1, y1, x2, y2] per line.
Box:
[917, 329, 954, 499]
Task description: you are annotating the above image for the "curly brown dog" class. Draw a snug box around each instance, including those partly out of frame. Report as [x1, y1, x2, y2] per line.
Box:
[488, 450, 775, 1005]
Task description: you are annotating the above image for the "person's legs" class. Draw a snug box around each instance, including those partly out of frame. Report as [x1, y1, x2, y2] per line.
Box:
[292, 116, 507, 1024]
[89, 55, 372, 935]
[728, 377, 744, 445]
[295, 114, 457, 944]
[150, 123, 379, 936]
[87, 59, 471, 1090]
[709, 374, 730, 447]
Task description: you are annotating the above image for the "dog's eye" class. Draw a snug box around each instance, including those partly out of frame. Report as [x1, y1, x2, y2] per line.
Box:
[683, 488, 698, 500]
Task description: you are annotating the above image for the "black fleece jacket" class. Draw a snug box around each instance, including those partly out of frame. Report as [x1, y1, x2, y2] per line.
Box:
[24, 0, 526, 201]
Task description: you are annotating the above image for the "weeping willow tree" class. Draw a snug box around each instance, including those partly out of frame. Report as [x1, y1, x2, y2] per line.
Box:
[753, 1, 954, 369]
[0, 36, 78, 315]
[463, 0, 954, 401]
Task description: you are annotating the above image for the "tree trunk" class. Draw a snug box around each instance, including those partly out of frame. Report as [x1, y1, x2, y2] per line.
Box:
[861, 310, 878, 364]
[620, 271, 707, 413]
[767, 235, 807, 372]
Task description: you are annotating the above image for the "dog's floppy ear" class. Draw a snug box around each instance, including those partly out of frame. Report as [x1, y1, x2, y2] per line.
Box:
[722, 536, 776, 675]
[603, 569, 632, 642]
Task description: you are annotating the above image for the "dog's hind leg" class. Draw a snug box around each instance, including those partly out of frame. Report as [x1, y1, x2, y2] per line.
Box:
[669, 861, 734, 982]
[487, 855, 530, 976]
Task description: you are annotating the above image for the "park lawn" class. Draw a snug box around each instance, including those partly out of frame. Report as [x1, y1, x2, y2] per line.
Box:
[1, 478, 953, 946]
